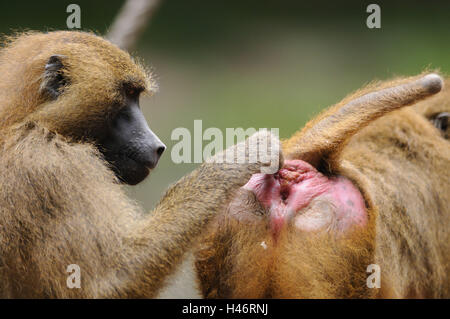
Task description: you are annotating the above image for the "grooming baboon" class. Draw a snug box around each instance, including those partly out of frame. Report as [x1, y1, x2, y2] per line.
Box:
[0, 31, 281, 298]
[194, 73, 450, 298]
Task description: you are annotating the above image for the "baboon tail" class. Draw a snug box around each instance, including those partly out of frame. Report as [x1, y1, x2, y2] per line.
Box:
[283, 73, 444, 166]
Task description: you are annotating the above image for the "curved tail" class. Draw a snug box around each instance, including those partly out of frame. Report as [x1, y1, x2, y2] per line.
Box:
[282, 73, 444, 167]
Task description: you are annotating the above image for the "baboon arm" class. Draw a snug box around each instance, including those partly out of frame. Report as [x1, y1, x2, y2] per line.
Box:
[123, 164, 257, 297]
[0, 125, 279, 298]
[118, 132, 282, 298]
[283, 73, 443, 166]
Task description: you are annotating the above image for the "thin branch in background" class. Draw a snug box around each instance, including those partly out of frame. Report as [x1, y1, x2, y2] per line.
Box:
[107, 0, 162, 51]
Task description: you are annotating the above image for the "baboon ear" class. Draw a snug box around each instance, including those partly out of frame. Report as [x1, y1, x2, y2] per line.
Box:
[40, 54, 69, 100]
[431, 112, 449, 139]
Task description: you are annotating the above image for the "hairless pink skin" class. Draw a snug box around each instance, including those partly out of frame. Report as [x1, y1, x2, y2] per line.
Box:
[243, 160, 367, 238]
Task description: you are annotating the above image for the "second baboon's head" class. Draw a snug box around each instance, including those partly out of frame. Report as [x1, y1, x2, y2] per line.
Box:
[0, 31, 165, 185]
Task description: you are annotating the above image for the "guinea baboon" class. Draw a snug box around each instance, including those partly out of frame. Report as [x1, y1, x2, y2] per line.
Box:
[194, 73, 450, 298]
[0, 31, 281, 298]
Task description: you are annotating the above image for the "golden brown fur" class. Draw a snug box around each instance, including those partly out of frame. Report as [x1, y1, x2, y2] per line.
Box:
[194, 74, 449, 298]
[0, 31, 281, 298]
[0, 31, 153, 137]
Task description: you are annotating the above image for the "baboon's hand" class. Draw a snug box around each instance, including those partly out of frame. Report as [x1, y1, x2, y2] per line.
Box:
[204, 130, 283, 188]
[244, 130, 283, 175]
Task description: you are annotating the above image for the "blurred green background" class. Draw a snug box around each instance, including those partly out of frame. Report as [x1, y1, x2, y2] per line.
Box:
[1, 0, 449, 210]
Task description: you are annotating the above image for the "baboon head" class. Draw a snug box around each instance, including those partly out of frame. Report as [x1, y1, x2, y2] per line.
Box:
[0, 31, 165, 185]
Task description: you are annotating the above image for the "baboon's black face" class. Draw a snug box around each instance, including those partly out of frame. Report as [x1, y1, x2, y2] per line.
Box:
[99, 92, 166, 185]
[41, 55, 165, 185]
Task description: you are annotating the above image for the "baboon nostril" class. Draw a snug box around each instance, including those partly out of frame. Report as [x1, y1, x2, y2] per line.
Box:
[156, 145, 165, 157]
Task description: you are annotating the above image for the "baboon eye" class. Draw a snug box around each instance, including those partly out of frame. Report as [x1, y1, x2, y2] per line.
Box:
[123, 85, 143, 99]
[431, 112, 449, 139]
